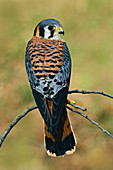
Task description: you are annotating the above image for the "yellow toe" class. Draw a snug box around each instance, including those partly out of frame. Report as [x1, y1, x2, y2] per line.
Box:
[67, 99, 76, 104]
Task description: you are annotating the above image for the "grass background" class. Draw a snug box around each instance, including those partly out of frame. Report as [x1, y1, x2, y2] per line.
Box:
[0, 0, 113, 169]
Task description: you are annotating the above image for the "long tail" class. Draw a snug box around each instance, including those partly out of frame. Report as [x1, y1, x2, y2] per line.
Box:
[44, 107, 76, 157]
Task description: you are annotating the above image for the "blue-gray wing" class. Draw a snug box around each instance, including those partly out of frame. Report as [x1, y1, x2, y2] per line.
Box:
[25, 40, 52, 131]
[25, 40, 71, 135]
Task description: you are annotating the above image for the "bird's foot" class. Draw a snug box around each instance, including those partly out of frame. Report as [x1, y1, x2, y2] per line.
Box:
[67, 99, 76, 104]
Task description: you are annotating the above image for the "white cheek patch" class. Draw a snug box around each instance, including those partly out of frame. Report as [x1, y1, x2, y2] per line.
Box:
[44, 26, 51, 39]
[44, 25, 62, 40]
[50, 33, 61, 40]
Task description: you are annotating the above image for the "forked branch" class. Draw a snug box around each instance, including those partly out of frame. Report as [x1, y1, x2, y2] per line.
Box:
[0, 89, 113, 149]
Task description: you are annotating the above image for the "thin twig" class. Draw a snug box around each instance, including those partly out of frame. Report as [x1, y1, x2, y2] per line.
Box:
[67, 101, 87, 111]
[68, 89, 113, 99]
[0, 89, 113, 149]
[66, 105, 113, 139]
[0, 105, 37, 148]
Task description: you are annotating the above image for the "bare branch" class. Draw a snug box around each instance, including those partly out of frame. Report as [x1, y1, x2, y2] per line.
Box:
[66, 105, 113, 139]
[0, 105, 37, 148]
[67, 101, 87, 111]
[68, 89, 113, 99]
[0, 89, 113, 149]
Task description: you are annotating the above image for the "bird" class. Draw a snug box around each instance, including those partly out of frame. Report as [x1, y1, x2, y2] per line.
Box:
[25, 19, 76, 157]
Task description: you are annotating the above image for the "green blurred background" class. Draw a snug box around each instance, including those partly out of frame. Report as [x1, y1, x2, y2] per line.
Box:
[0, 0, 113, 169]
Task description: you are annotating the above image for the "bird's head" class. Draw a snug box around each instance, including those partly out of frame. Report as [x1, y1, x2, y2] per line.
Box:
[33, 19, 64, 40]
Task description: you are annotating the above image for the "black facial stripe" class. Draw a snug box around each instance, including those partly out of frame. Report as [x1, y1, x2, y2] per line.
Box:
[39, 27, 44, 38]
[48, 30, 54, 39]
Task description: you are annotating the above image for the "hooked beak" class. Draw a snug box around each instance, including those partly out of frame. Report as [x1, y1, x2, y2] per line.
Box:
[56, 27, 64, 35]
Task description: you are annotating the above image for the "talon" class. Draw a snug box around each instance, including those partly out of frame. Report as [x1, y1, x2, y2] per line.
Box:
[67, 99, 76, 104]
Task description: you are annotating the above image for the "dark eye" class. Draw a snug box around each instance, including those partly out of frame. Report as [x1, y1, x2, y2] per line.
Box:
[48, 26, 54, 30]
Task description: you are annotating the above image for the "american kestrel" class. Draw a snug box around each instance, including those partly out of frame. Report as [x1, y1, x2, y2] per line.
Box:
[25, 19, 76, 157]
